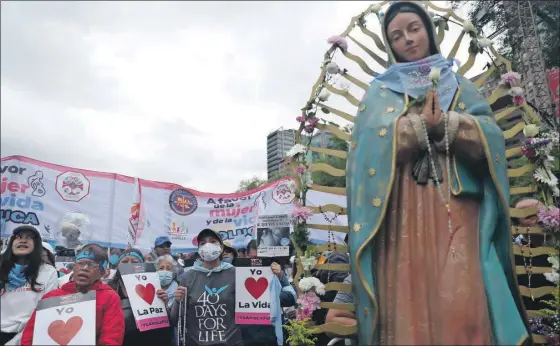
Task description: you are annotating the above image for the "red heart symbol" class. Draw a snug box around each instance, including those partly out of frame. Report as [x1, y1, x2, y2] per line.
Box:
[244, 277, 268, 300]
[135, 283, 156, 305]
[47, 316, 83, 346]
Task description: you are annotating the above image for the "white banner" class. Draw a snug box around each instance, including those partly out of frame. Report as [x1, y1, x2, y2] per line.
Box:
[1, 156, 347, 252]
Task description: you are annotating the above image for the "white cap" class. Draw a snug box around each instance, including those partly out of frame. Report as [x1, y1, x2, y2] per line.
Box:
[42, 242, 55, 256]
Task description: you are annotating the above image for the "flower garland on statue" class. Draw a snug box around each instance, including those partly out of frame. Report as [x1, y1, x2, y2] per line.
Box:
[513, 73, 560, 344]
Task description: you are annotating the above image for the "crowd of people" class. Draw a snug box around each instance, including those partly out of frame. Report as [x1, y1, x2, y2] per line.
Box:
[0, 225, 353, 346]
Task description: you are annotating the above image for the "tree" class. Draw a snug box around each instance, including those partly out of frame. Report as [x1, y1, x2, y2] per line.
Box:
[450, 1, 559, 70]
[310, 136, 348, 188]
[235, 176, 268, 192]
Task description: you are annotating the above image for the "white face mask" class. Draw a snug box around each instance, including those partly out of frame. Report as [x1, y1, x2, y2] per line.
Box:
[198, 243, 222, 262]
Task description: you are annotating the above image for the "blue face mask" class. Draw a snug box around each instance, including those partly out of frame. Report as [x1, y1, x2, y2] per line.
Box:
[158, 270, 173, 286]
[109, 255, 119, 266]
[222, 257, 233, 264]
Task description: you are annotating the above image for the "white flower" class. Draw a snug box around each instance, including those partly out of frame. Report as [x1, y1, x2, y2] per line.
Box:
[548, 255, 559, 271]
[326, 61, 340, 74]
[286, 144, 306, 157]
[462, 20, 476, 35]
[478, 37, 492, 48]
[534, 167, 559, 187]
[508, 87, 524, 97]
[338, 82, 350, 91]
[371, 3, 382, 13]
[523, 124, 540, 137]
[298, 277, 326, 295]
[429, 67, 441, 84]
[290, 255, 296, 265]
[301, 256, 316, 271]
[318, 89, 331, 102]
[544, 271, 559, 285]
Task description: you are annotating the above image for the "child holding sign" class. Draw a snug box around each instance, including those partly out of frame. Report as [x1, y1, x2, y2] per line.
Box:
[21, 243, 125, 345]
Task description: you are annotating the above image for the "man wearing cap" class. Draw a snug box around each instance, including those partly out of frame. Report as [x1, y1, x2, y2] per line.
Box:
[151, 236, 185, 280]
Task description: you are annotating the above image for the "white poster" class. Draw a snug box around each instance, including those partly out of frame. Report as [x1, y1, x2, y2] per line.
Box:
[119, 262, 170, 331]
[235, 266, 272, 325]
[256, 215, 291, 257]
[1, 156, 348, 252]
[32, 291, 96, 345]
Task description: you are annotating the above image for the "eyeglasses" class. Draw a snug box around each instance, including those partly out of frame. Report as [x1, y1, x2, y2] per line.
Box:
[74, 260, 101, 270]
[14, 234, 36, 241]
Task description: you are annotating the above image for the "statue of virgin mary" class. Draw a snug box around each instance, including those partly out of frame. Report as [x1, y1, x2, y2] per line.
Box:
[347, 1, 529, 345]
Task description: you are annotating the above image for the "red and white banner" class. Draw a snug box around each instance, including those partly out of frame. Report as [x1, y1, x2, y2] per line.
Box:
[1, 155, 347, 252]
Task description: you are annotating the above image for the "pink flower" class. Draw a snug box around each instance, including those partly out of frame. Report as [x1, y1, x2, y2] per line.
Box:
[304, 125, 315, 133]
[513, 95, 525, 106]
[296, 291, 321, 320]
[296, 115, 307, 123]
[499, 72, 521, 87]
[521, 145, 536, 158]
[538, 207, 560, 232]
[294, 165, 307, 175]
[291, 205, 313, 222]
[327, 35, 348, 52]
[308, 117, 319, 126]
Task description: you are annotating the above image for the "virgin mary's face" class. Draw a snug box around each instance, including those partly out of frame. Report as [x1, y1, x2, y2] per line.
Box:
[387, 12, 431, 62]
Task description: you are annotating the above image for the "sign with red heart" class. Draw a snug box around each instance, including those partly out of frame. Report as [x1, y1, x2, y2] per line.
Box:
[47, 316, 83, 346]
[235, 266, 273, 325]
[244, 277, 269, 300]
[32, 291, 96, 345]
[135, 283, 156, 305]
[119, 262, 170, 332]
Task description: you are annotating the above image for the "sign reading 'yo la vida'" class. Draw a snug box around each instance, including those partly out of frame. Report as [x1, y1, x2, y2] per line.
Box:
[235, 266, 273, 325]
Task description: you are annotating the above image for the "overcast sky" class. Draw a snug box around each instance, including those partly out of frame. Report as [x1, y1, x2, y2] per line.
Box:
[1, 1, 488, 192]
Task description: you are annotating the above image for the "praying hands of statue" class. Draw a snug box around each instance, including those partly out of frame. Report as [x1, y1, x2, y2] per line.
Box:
[422, 88, 445, 141]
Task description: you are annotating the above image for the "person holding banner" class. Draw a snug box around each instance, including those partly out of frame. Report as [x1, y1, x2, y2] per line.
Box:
[171, 228, 242, 346]
[0, 225, 59, 346]
[111, 248, 174, 346]
[21, 243, 125, 345]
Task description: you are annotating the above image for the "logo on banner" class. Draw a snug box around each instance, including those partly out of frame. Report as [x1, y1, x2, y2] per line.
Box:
[56, 172, 90, 202]
[169, 189, 198, 216]
[168, 220, 188, 236]
[27, 171, 46, 197]
[272, 181, 295, 204]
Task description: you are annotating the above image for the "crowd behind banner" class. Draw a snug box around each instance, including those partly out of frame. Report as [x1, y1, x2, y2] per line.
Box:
[0, 225, 354, 346]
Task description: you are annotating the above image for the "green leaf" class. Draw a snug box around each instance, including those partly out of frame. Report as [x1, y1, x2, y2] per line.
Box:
[321, 107, 331, 114]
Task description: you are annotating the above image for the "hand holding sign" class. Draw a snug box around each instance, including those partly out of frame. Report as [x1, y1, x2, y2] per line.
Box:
[47, 316, 83, 346]
[119, 263, 170, 332]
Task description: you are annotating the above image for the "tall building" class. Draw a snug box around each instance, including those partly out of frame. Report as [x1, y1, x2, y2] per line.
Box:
[267, 128, 296, 179]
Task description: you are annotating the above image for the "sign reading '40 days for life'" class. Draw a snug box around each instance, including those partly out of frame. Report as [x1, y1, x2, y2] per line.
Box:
[235, 266, 272, 325]
[119, 263, 170, 331]
[33, 291, 96, 345]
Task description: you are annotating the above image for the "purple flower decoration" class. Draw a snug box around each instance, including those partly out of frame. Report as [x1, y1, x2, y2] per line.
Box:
[308, 117, 319, 126]
[296, 115, 307, 123]
[294, 165, 307, 175]
[513, 95, 525, 106]
[327, 35, 348, 52]
[538, 207, 560, 232]
[499, 71, 521, 87]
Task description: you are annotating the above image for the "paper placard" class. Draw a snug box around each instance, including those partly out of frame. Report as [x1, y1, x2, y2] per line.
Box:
[235, 266, 272, 325]
[33, 291, 96, 345]
[256, 215, 291, 257]
[119, 262, 170, 331]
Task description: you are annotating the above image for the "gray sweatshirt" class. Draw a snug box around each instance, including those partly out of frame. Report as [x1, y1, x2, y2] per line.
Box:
[170, 263, 242, 346]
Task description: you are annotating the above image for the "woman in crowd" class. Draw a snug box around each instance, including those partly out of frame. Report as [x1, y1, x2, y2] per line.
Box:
[157, 254, 179, 309]
[112, 248, 174, 346]
[40, 242, 56, 268]
[171, 228, 242, 346]
[21, 243, 125, 345]
[221, 241, 238, 264]
[0, 226, 58, 346]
